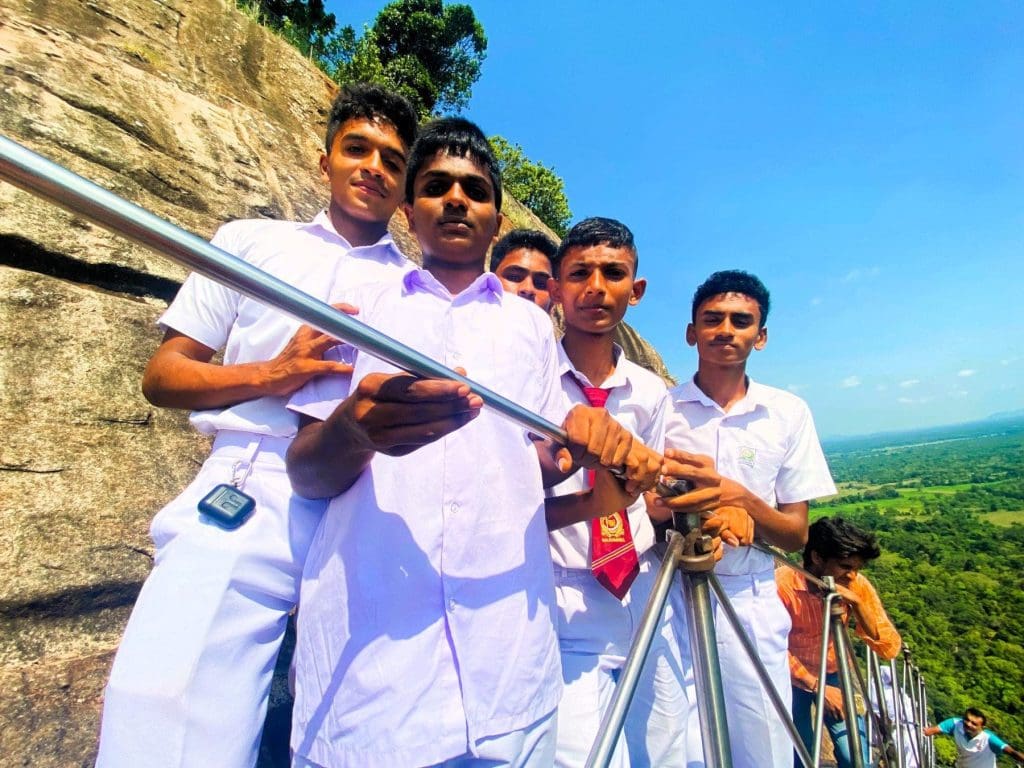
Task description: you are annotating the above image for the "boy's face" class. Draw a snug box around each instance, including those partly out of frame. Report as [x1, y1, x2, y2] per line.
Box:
[686, 292, 767, 366]
[963, 713, 985, 738]
[494, 248, 554, 311]
[809, 551, 866, 587]
[320, 117, 408, 228]
[404, 151, 502, 267]
[550, 244, 644, 334]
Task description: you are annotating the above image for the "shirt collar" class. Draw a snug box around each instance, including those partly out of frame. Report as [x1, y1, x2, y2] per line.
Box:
[672, 374, 769, 418]
[557, 341, 631, 391]
[402, 268, 503, 302]
[304, 210, 398, 254]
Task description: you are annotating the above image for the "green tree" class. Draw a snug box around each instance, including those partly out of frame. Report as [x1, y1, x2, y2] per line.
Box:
[489, 136, 572, 236]
[334, 0, 487, 118]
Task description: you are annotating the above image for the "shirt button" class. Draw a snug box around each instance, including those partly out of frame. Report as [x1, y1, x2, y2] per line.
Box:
[449, 501, 460, 515]
[448, 598, 456, 612]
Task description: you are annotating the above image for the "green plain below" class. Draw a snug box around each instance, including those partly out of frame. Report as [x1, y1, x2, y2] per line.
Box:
[811, 480, 1023, 526]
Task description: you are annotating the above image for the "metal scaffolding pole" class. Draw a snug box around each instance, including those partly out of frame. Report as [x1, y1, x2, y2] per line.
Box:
[813, 582, 839, 768]
[866, 650, 886, 762]
[586, 512, 733, 768]
[888, 658, 907, 768]
[682, 560, 732, 768]
[899, 653, 922, 768]
[847, 639, 894, 767]
[915, 671, 928, 768]
[709, 574, 814, 768]
[920, 680, 931, 768]
[586, 532, 684, 767]
[831, 604, 867, 768]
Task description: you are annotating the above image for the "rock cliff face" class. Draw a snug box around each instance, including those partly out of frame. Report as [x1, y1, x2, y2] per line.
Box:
[0, 1, 671, 764]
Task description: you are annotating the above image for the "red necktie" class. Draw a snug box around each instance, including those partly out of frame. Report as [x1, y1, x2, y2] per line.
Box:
[579, 384, 639, 600]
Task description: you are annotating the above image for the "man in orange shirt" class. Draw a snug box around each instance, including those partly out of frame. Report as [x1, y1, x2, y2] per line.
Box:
[777, 516, 902, 768]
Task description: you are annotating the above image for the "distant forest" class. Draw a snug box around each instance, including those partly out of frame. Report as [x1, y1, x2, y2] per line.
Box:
[813, 417, 1024, 764]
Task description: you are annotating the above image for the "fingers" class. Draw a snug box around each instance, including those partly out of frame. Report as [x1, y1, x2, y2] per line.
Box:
[701, 513, 733, 543]
[363, 373, 481, 406]
[718, 526, 740, 548]
[652, 485, 722, 514]
[310, 360, 355, 377]
[663, 449, 715, 469]
[368, 412, 481, 454]
[708, 535, 724, 562]
[554, 446, 574, 473]
[623, 443, 663, 494]
[701, 506, 756, 547]
[835, 584, 859, 605]
[561, 405, 635, 474]
[660, 454, 721, 489]
[283, 325, 344, 360]
[330, 302, 359, 315]
[644, 491, 672, 524]
[346, 373, 483, 454]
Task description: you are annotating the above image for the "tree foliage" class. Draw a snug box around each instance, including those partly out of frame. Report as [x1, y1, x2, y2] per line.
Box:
[333, 0, 487, 118]
[813, 420, 1024, 764]
[237, 0, 339, 61]
[489, 136, 572, 237]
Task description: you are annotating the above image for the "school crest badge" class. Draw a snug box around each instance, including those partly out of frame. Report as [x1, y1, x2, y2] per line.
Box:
[599, 513, 626, 543]
[739, 446, 757, 468]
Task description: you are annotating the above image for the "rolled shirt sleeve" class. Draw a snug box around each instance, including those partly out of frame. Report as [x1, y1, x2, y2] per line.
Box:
[851, 574, 902, 659]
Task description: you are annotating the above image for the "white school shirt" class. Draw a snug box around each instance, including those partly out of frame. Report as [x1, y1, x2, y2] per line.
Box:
[664, 377, 836, 576]
[547, 343, 670, 568]
[158, 211, 409, 437]
[287, 269, 567, 768]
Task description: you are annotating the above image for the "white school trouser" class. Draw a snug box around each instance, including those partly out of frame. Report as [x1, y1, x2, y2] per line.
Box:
[670, 567, 793, 768]
[97, 431, 326, 768]
[293, 710, 557, 768]
[554, 551, 690, 768]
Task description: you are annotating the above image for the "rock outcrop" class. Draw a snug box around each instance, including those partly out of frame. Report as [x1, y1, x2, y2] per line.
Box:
[0, 1, 672, 764]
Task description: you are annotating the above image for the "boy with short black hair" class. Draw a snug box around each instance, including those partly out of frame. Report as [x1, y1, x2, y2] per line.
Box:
[285, 121, 658, 768]
[654, 269, 836, 768]
[544, 216, 715, 767]
[97, 83, 418, 768]
[490, 228, 558, 311]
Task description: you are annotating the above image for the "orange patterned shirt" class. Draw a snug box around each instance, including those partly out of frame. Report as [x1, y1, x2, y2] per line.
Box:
[776, 566, 902, 692]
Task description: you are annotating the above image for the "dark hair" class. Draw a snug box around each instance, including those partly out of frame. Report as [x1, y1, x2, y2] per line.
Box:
[803, 517, 881, 569]
[489, 229, 557, 272]
[964, 707, 987, 725]
[404, 117, 502, 209]
[324, 83, 418, 154]
[552, 217, 637, 276]
[691, 270, 771, 327]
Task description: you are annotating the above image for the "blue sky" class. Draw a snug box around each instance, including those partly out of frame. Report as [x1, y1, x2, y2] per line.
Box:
[325, 1, 1024, 437]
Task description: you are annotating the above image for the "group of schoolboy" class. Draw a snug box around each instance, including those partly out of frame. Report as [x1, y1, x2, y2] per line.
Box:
[95, 83, 838, 768]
